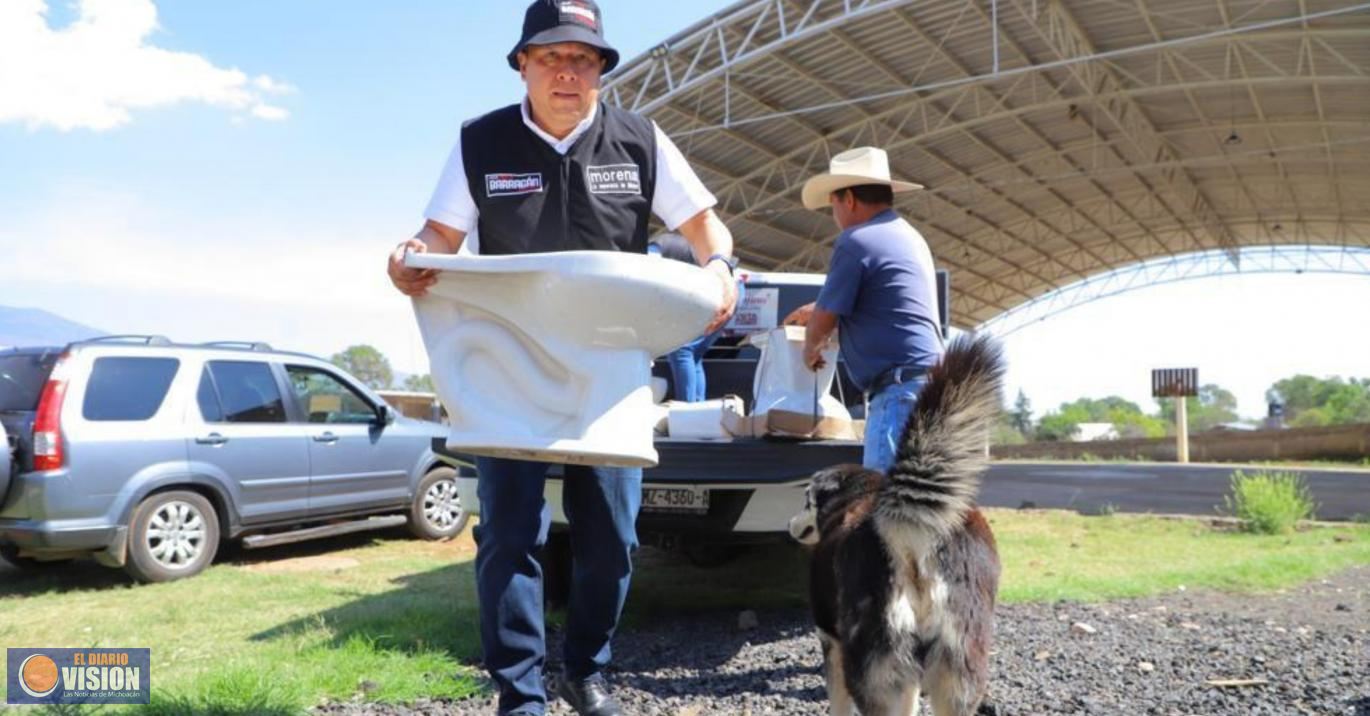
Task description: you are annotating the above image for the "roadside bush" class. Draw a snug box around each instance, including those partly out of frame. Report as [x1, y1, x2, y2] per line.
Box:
[1225, 470, 1317, 534]
[991, 419, 1027, 446]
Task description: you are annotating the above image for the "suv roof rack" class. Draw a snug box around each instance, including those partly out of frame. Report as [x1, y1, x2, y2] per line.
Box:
[201, 341, 275, 352]
[78, 335, 173, 346]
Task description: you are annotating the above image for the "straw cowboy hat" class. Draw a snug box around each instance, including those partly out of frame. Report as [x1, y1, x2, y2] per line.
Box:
[800, 146, 923, 210]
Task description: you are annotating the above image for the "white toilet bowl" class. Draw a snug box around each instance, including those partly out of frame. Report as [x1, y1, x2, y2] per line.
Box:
[407, 250, 722, 467]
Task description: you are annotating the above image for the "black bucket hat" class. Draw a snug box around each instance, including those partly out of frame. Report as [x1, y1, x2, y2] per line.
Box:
[507, 0, 620, 73]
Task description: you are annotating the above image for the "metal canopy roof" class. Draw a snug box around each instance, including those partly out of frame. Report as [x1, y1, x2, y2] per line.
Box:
[604, 0, 1370, 327]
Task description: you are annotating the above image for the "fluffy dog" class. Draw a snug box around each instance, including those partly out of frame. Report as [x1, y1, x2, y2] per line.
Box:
[789, 335, 1004, 716]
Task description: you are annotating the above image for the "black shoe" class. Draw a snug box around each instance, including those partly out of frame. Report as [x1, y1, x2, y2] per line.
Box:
[556, 673, 621, 716]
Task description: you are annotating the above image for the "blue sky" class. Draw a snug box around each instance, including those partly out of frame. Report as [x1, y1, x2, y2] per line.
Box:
[2, 0, 1367, 421]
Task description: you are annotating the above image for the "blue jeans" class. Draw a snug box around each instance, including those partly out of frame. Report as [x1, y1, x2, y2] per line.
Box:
[862, 377, 929, 472]
[665, 332, 719, 402]
[473, 457, 642, 715]
[665, 281, 744, 403]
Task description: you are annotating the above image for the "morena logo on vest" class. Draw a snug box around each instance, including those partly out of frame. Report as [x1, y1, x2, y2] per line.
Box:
[585, 163, 641, 195]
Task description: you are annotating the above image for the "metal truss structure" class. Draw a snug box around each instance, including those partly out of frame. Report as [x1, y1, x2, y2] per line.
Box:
[977, 244, 1370, 336]
[605, 0, 1370, 327]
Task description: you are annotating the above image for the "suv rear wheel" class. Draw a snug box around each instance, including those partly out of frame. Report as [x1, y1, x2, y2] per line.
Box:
[408, 467, 469, 540]
[124, 491, 220, 583]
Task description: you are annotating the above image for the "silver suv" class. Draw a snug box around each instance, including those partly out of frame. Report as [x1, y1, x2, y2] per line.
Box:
[0, 337, 463, 583]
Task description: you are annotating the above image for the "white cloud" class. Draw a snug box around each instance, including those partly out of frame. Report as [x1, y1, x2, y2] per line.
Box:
[0, 0, 292, 131]
[252, 75, 296, 95]
[250, 105, 289, 121]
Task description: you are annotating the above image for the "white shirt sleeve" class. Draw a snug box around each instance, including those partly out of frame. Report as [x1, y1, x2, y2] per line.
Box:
[650, 122, 717, 231]
[423, 132, 479, 235]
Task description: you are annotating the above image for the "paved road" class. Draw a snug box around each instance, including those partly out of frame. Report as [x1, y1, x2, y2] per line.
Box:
[2, 462, 1364, 581]
[982, 461, 1369, 520]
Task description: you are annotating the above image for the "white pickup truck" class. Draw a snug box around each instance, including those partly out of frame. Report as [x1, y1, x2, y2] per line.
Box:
[434, 270, 949, 585]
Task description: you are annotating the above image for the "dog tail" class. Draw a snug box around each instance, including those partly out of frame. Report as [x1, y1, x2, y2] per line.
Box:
[875, 333, 1006, 542]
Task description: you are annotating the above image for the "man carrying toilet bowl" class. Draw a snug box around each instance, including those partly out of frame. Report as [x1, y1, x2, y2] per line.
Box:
[386, 2, 737, 715]
[782, 146, 945, 473]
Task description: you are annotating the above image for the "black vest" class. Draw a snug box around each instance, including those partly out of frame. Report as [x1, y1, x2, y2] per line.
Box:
[461, 102, 658, 255]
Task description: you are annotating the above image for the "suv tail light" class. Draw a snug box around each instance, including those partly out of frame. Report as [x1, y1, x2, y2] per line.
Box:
[32, 353, 71, 471]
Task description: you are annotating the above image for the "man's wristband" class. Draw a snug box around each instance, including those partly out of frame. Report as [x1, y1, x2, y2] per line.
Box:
[706, 253, 738, 276]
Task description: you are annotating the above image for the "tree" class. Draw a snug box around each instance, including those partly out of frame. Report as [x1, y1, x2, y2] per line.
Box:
[1158, 383, 1240, 433]
[403, 373, 436, 393]
[330, 345, 393, 390]
[1267, 374, 1370, 426]
[1290, 408, 1332, 429]
[991, 413, 1027, 446]
[1268, 375, 1339, 422]
[1324, 383, 1370, 425]
[1035, 411, 1081, 441]
[1035, 395, 1164, 441]
[1111, 410, 1168, 439]
[1035, 399, 1094, 441]
[1010, 389, 1033, 435]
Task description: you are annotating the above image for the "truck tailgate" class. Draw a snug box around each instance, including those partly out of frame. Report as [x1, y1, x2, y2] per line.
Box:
[433, 437, 862, 485]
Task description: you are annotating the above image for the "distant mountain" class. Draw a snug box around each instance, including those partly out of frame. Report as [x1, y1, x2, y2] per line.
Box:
[0, 305, 105, 348]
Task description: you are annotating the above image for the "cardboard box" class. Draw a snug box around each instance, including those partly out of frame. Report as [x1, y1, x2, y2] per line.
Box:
[722, 405, 858, 441]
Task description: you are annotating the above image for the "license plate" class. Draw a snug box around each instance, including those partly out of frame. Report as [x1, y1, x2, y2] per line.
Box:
[642, 486, 710, 514]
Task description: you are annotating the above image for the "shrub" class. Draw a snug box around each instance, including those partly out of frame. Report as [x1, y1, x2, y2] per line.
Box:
[991, 420, 1027, 446]
[1224, 470, 1317, 534]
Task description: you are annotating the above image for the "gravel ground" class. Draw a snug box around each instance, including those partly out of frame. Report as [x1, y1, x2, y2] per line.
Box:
[318, 566, 1368, 715]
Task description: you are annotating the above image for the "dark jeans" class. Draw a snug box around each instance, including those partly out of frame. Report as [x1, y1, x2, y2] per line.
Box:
[473, 457, 642, 715]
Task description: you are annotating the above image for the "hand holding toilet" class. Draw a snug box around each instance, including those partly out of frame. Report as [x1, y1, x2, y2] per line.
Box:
[407, 250, 724, 468]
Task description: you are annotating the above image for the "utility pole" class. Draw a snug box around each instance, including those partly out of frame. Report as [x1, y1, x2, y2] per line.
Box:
[1175, 396, 1189, 463]
[1153, 368, 1198, 464]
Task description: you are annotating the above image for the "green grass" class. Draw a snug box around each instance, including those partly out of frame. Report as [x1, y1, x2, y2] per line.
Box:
[990, 510, 1370, 603]
[994, 457, 1370, 470]
[2, 512, 1368, 713]
[0, 531, 485, 714]
[1244, 457, 1370, 470]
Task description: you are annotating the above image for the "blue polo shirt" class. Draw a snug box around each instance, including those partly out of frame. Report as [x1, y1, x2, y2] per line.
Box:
[815, 209, 944, 392]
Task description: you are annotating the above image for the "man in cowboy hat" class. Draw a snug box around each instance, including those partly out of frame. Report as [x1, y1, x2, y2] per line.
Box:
[386, 2, 738, 714]
[784, 146, 945, 471]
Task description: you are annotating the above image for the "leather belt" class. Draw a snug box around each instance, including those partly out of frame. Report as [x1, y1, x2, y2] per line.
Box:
[864, 365, 928, 399]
